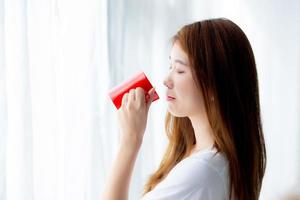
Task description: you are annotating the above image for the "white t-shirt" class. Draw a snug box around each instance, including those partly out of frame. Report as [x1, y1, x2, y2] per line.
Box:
[141, 147, 229, 200]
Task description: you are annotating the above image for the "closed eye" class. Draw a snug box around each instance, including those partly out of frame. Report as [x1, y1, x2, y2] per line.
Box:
[169, 65, 185, 74]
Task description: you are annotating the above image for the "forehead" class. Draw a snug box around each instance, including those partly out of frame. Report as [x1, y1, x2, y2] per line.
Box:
[170, 41, 189, 61]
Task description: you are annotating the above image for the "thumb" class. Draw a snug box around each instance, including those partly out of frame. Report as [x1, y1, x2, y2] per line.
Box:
[146, 88, 155, 112]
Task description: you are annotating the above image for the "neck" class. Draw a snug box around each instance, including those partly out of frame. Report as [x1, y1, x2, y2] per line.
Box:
[189, 113, 215, 152]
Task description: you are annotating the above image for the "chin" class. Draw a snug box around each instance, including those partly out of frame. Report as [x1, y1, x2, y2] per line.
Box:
[167, 107, 187, 118]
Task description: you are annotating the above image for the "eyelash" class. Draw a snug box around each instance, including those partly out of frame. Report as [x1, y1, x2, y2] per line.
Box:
[177, 71, 185, 74]
[169, 66, 185, 74]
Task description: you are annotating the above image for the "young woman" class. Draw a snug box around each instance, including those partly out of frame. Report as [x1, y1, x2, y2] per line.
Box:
[102, 18, 266, 200]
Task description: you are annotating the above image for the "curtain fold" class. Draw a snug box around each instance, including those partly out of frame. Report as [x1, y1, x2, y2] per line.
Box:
[4, 0, 33, 199]
[0, 0, 6, 199]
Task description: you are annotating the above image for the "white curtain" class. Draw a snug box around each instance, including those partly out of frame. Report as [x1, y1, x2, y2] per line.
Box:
[1, 0, 110, 199]
[1, 0, 300, 200]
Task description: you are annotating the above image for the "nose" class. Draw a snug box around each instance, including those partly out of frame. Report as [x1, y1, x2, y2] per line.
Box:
[163, 74, 173, 89]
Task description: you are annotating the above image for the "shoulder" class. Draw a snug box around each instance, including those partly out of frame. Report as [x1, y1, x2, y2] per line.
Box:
[141, 150, 230, 200]
[192, 149, 229, 180]
[170, 150, 229, 186]
[167, 150, 229, 196]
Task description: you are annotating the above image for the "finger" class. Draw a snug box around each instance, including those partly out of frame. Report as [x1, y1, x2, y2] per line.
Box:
[146, 88, 155, 111]
[129, 89, 135, 102]
[145, 88, 155, 103]
[135, 87, 145, 105]
[121, 93, 129, 107]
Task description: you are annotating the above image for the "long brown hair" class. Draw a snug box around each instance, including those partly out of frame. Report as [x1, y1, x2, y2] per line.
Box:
[143, 18, 266, 200]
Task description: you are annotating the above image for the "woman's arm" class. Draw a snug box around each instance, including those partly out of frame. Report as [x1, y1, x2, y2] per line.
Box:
[101, 139, 141, 200]
[101, 87, 155, 200]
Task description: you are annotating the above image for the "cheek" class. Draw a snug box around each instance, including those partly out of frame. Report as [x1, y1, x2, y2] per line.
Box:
[176, 76, 198, 100]
[185, 86, 201, 106]
[180, 79, 203, 108]
[176, 78, 200, 105]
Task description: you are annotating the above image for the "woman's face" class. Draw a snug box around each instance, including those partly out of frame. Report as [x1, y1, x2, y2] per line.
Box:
[163, 41, 205, 117]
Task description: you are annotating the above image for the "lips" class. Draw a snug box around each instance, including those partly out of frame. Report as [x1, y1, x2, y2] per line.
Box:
[167, 95, 176, 101]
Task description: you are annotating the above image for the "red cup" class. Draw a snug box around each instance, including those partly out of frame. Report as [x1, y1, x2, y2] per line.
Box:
[108, 71, 159, 109]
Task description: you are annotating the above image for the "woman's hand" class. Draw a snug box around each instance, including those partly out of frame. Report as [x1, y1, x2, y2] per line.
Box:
[118, 87, 155, 148]
[102, 87, 155, 200]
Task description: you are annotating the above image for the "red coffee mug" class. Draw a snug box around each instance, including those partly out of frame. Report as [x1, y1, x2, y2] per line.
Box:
[108, 71, 159, 109]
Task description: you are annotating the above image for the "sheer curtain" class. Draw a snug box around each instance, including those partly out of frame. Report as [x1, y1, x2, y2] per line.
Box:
[1, 0, 109, 199]
[1, 0, 300, 200]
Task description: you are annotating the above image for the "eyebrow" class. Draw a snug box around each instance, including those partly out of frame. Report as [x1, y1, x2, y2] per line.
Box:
[169, 56, 189, 66]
